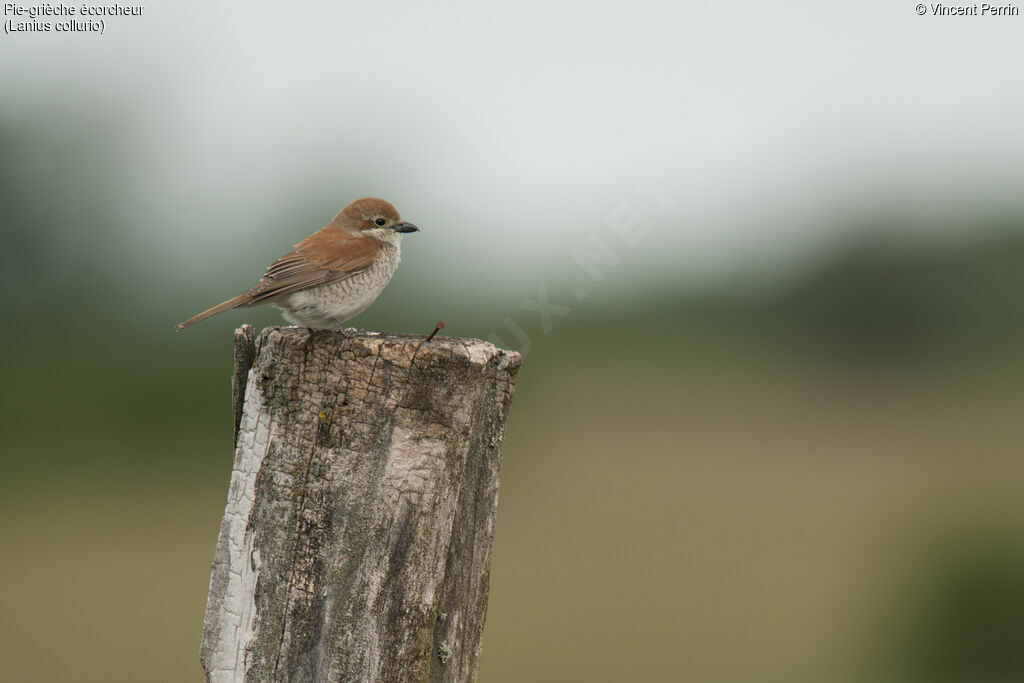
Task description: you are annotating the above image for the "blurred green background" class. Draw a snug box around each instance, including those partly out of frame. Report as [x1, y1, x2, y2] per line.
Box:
[3, 2, 1024, 681]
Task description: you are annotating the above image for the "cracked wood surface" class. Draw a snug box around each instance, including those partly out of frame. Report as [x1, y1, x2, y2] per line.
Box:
[200, 325, 521, 683]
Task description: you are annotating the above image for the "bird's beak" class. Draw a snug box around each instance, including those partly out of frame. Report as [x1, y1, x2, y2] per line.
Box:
[392, 222, 419, 233]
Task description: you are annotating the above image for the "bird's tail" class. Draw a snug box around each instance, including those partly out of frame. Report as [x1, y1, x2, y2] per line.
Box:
[176, 293, 251, 330]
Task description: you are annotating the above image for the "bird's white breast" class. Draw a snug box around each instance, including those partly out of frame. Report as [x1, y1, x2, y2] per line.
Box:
[276, 241, 401, 328]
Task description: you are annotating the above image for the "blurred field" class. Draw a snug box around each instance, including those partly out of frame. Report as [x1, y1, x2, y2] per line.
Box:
[484, 325, 1024, 683]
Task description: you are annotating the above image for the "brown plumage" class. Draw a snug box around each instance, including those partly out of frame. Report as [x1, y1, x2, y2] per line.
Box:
[177, 198, 418, 330]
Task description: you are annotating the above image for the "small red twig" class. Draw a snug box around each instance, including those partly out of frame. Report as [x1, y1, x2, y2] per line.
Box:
[424, 321, 445, 343]
[410, 320, 446, 368]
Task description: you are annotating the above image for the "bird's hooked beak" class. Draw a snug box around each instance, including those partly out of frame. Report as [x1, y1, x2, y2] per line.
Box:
[392, 222, 419, 234]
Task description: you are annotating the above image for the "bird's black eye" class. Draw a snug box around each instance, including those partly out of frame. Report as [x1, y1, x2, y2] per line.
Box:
[374, 218, 387, 227]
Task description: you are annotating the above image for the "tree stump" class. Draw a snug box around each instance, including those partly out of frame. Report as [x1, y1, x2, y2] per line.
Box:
[200, 325, 521, 682]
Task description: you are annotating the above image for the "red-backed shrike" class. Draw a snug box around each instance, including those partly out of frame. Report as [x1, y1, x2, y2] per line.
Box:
[177, 197, 418, 330]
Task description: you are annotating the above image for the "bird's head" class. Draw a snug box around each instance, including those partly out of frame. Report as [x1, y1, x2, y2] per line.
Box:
[331, 197, 419, 243]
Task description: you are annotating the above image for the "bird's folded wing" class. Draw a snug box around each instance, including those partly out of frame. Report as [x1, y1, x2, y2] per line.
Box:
[245, 228, 383, 303]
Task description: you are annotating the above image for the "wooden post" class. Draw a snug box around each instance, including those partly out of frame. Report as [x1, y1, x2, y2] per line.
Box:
[200, 325, 521, 682]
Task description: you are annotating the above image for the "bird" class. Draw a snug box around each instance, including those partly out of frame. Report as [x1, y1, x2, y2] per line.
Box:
[177, 197, 419, 330]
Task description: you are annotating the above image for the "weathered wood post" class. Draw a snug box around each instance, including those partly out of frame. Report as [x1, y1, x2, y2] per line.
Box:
[200, 325, 521, 682]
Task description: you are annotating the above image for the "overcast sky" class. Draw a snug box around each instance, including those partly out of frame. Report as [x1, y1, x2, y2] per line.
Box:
[3, 0, 1023, 293]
